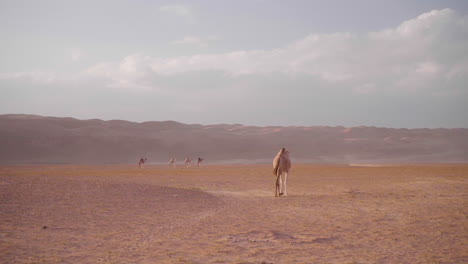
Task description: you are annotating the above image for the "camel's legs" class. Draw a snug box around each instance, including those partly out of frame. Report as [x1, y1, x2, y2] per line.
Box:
[277, 172, 285, 196]
[275, 172, 281, 197]
[279, 173, 283, 195]
[283, 172, 288, 196]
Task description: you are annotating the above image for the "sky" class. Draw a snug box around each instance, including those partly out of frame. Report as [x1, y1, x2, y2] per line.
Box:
[1, 0, 467, 128]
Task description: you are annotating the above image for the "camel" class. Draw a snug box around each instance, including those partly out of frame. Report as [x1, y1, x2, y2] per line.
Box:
[273, 148, 291, 197]
[169, 158, 176, 168]
[184, 157, 192, 168]
[197, 157, 204, 167]
[138, 157, 147, 168]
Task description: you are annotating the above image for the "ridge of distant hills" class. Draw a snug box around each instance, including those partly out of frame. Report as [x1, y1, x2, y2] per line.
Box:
[0, 114, 467, 164]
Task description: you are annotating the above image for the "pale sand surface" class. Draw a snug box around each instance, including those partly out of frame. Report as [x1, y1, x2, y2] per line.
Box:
[0, 164, 467, 264]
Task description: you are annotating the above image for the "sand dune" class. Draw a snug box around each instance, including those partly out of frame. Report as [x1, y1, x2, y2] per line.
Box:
[1, 164, 467, 263]
[1, 114, 467, 164]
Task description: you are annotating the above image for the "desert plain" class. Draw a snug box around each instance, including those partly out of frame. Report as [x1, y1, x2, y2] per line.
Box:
[0, 163, 467, 264]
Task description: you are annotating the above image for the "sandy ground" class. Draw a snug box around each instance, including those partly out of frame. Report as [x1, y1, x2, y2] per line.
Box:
[0, 163, 467, 264]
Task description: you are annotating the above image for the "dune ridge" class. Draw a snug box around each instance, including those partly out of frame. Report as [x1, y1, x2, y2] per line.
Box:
[1, 114, 467, 164]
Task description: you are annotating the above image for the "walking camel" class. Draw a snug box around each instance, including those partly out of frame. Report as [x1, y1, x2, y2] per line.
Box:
[197, 157, 204, 167]
[184, 157, 192, 168]
[169, 158, 176, 168]
[138, 157, 147, 168]
[273, 148, 291, 197]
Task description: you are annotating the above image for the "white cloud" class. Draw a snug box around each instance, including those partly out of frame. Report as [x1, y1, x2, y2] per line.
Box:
[85, 54, 155, 91]
[0, 71, 57, 83]
[172, 36, 202, 45]
[69, 48, 82, 61]
[415, 61, 442, 75]
[3, 9, 467, 97]
[171, 35, 218, 47]
[82, 8, 466, 95]
[159, 4, 193, 20]
[172, 36, 206, 46]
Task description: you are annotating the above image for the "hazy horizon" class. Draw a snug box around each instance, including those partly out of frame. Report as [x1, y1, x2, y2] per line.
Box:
[2, 113, 467, 164]
[1, 1, 468, 128]
[4, 113, 468, 129]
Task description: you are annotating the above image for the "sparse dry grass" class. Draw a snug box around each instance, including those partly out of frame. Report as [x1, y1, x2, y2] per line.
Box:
[1, 164, 467, 263]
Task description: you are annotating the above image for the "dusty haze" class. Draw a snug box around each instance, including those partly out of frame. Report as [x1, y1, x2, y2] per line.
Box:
[1, 114, 467, 164]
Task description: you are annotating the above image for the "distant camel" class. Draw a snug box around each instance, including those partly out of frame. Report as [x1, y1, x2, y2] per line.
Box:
[197, 157, 204, 167]
[138, 157, 147, 168]
[273, 148, 291, 197]
[169, 158, 176, 168]
[184, 157, 192, 167]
